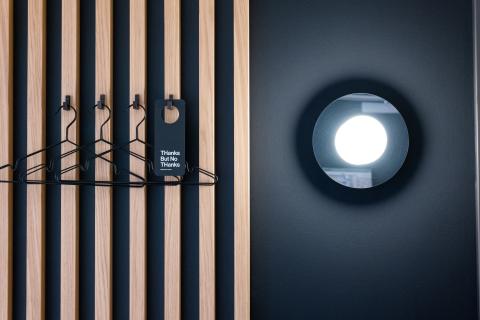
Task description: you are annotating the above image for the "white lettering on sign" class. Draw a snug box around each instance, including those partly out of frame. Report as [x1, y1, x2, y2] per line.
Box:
[159, 150, 182, 170]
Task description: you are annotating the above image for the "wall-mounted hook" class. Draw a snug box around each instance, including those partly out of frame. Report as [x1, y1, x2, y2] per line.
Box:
[62, 95, 71, 111]
[133, 94, 140, 110]
[166, 94, 174, 109]
[97, 94, 106, 109]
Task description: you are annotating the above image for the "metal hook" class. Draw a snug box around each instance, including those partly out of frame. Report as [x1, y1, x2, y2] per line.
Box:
[93, 96, 112, 141]
[64, 106, 77, 142]
[133, 94, 140, 110]
[54, 96, 77, 141]
[98, 94, 106, 109]
[62, 95, 71, 111]
[128, 95, 146, 140]
[166, 94, 174, 109]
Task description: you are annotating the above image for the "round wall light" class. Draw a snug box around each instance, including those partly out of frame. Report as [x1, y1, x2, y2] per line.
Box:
[334, 115, 388, 165]
[312, 93, 409, 189]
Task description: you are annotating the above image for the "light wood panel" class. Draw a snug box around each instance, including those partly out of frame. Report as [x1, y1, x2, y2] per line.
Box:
[234, 0, 250, 319]
[26, 0, 46, 319]
[0, 0, 13, 319]
[95, 0, 113, 319]
[60, 0, 80, 318]
[129, 0, 147, 318]
[199, 0, 215, 319]
[164, 1, 182, 319]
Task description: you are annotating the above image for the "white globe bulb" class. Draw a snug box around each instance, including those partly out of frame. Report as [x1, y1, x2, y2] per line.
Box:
[334, 115, 387, 165]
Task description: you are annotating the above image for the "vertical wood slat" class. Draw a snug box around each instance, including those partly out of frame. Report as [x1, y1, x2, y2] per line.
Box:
[26, 0, 46, 319]
[199, 0, 215, 318]
[60, 0, 80, 318]
[129, 0, 147, 318]
[164, 1, 182, 319]
[95, 0, 113, 319]
[234, 0, 250, 319]
[0, 0, 13, 319]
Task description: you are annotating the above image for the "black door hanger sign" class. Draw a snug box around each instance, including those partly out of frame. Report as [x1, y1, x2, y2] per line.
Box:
[154, 97, 186, 176]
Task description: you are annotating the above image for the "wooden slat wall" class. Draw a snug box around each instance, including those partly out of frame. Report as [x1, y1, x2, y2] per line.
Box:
[164, 1, 182, 319]
[26, 0, 46, 319]
[60, 0, 80, 318]
[129, 0, 147, 318]
[3, 1, 251, 318]
[95, 0, 113, 319]
[234, 0, 250, 319]
[0, 0, 13, 319]
[199, 0, 215, 318]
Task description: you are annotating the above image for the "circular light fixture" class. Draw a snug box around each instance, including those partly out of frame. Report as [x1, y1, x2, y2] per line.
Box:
[334, 115, 387, 165]
[312, 93, 409, 189]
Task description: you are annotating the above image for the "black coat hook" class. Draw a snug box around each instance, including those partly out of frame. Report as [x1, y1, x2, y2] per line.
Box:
[97, 94, 106, 109]
[62, 95, 71, 111]
[133, 94, 140, 110]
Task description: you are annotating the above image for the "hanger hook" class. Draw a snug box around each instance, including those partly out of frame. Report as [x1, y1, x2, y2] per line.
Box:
[128, 94, 146, 140]
[55, 96, 77, 141]
[93, 96, 112, 141]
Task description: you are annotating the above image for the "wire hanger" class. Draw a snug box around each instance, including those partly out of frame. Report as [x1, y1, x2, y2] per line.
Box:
[56, 95, 147, 187]
[0, 96, 80, 184]
[0, 95, 218, 187]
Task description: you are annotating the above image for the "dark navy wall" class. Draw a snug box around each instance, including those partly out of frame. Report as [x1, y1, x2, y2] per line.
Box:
[251, 0, 478, 319]
[10, 1, 478, 319]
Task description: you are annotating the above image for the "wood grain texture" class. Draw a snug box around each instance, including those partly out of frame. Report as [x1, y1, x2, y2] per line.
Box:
[164, 1, 182, 319]
[234, 0, 250, 319]
[26, 0, 46, 319]
[129, 0, 147, 319]
[0, 0, 13, 319]
[60, 0, 80, 319]
[199, 0, 215, 318]
[95, 0, 113, 319]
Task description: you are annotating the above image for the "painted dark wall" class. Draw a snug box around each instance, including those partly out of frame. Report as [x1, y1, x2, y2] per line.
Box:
[251, 0, 478, 319]
[9, 0, 479, 319]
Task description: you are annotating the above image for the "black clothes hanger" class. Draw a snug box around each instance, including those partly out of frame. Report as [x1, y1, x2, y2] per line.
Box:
[0, 95, 218, 187]
[55, 96, 147, 187]
[0, 96, 80, 184]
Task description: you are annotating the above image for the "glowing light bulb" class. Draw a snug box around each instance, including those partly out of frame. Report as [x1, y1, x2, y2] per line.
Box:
[334, 115, 387, 165]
